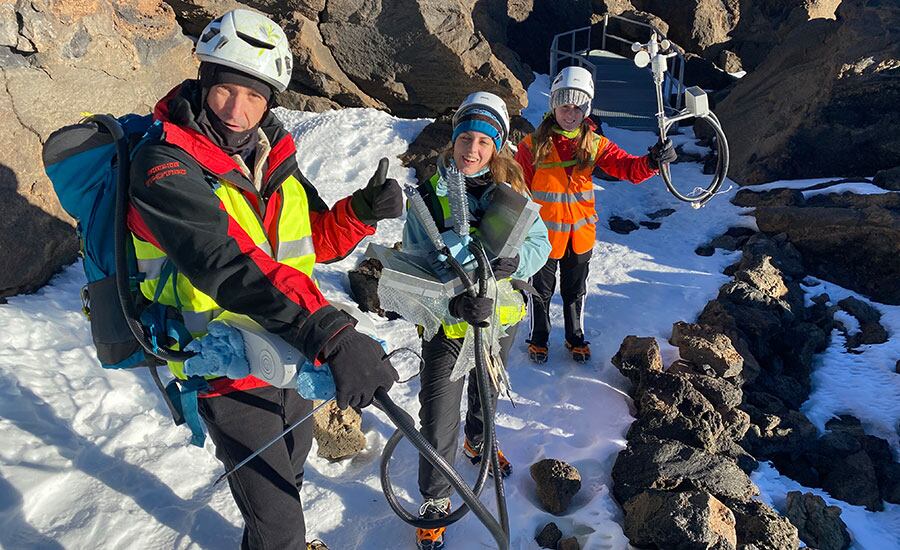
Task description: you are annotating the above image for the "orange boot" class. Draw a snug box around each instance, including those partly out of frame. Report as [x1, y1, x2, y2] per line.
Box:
[565, 341, 591, 363]
[464, 438, 512, 478]
[415, 498, 451, 549]
[527, 343, 548, 364]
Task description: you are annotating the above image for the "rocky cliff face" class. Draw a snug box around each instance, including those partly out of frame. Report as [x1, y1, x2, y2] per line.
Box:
[168, 0, 529, 117]
[716, 0, 900, 184]
[0, 0, 196, 297]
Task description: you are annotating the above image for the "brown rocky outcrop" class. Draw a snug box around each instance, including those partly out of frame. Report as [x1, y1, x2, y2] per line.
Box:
[1, 0, 196, 297]
[632, 0, 740, 56]
[717, 0, 900, 185]
[164, 0, 384, 110]
[279, 11, 384, 110]
[785, 491, 851, 550]
[670, 322, 745, 380]
[319, 0, 528, 118]
[530, 459, 582, 515]
[754, 205, 900, 305]
[612, 438, 758, 505]
[610, 335, 663, 386]
[728, 0, 840, 71]
[623, 490, 737, 550]
[726, 498, 801, 550]
[312, 399, 366, 460]
[167, 1, 531, 115]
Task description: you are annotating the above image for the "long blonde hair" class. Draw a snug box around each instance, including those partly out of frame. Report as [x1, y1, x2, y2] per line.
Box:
[438, 145, 530, 197]
[531, 115, 594, 171]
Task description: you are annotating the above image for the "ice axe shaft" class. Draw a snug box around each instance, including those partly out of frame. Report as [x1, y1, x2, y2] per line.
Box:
[214, 397, 334, 486]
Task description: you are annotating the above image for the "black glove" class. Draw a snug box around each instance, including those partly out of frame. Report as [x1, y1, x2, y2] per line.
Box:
[322, 326, 398, 410]
[448, 294, 494, 327]
[490, 255, 520, 279]
[647, 139, 677, 170]
[351, 157, 403, 225]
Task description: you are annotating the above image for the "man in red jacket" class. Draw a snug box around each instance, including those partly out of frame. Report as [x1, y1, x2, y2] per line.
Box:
[128, 9, 399, 549]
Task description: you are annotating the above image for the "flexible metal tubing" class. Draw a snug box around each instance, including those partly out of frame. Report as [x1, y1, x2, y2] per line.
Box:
[446, 167, 470, 238]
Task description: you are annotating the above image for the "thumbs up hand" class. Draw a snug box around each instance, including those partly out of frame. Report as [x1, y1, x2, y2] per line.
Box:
[350, 158, 403, 225]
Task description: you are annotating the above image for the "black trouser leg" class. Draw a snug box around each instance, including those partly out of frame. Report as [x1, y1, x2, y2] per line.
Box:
[559, 246, 592, 347]
[528, 257, 559, 347]
[199, 386, 313, 550]
[417, 329, 466, 500]
[418, 326, 517, 499]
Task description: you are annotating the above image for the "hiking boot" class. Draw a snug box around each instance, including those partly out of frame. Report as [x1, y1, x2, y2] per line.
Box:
[565, 341, 591, 363]
[416, 497, 451, 550]
[463, 437, 512, 478]
[307, 540, 329, 550]
[527, 343, 548, 364]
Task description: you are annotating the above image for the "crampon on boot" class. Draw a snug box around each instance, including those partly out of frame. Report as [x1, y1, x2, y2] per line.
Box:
[565, 341, 591, 363]
[527, 343, 548, 364]
[306, 540, 329, 550]
[463, 438, 512, 478]
[416, 497, 451, 550]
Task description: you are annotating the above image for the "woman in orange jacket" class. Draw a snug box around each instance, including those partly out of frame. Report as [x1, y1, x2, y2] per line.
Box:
[515, 66, 676, 363]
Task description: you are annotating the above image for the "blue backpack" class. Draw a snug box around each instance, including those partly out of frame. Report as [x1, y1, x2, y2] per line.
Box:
[43, 113, 157, 369]
[43, 113, 198, 435]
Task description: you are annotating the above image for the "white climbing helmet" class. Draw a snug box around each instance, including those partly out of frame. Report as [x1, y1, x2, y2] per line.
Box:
[195, 9, 293, 93]
[550, 66, 595, 100]
[452, 91, 511, 151]
[550, 66, 595, 115]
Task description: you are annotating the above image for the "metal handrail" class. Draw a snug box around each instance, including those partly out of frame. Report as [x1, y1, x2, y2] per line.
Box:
[549, 25, 597, 88]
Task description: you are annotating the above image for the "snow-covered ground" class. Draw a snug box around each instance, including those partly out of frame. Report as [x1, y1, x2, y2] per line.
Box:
[0, 76, 897, 549]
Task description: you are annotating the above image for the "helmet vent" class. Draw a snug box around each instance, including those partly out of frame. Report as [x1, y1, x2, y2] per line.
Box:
[214, 36, 229, 50]
[199, 27, 219, 44]
[236, 31, 275, 50]
[275, 57, 283, 76]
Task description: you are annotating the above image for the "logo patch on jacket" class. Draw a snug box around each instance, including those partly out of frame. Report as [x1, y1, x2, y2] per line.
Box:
[145, 161, 186, 186]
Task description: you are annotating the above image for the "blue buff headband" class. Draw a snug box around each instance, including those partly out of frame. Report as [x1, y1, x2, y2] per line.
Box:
[452, 108, 504, 152]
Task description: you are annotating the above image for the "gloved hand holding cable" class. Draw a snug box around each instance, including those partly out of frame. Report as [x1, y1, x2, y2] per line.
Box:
[351, 157, 404, 225]
[647, 138, 677, 170]
[321, 325, 398, 410]
[448, 294, 494, 327]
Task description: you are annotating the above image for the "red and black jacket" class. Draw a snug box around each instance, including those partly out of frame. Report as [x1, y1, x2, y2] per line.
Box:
[128, 80, 375, 395]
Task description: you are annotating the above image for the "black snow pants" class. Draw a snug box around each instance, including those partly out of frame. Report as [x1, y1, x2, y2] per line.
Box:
[417, 324, 518, 500]
[527, 243, 592, 348]
[199, 385, 314, 550]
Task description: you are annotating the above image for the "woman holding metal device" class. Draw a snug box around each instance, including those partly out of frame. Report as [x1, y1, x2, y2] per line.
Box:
[402, 91, 550, 550]
[516, 66, 675, 364]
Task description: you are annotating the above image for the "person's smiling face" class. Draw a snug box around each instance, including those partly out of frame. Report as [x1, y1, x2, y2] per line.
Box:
[554, 104, 584, 132]
[453, 131, 495, 175]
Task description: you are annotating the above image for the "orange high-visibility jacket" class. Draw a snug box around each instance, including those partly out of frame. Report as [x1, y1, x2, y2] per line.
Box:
[516, 129, 656, 259]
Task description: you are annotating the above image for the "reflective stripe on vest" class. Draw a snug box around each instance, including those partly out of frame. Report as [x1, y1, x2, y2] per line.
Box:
[424, 174, 528, 339]
[524, 133, 608, 259]
[531, 189, 594, 204]
[133, 173, 316, 379]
